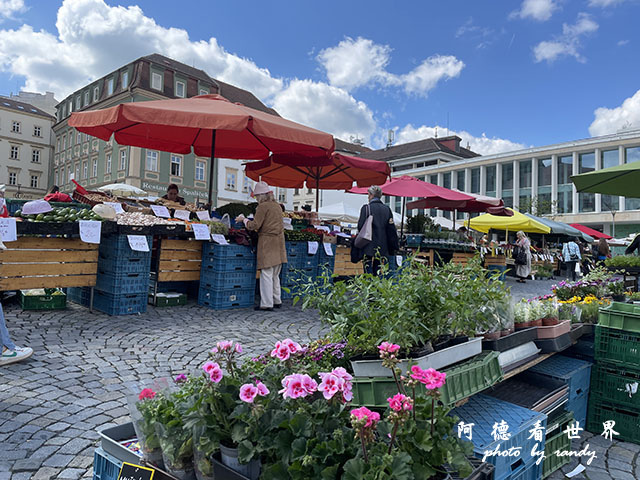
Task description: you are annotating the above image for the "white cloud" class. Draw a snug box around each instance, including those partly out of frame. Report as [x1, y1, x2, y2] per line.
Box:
[455, 18, 496, 49]
[510, 0, 558, 21]
[533, 13, 598, 63]
[317, 36, 464, 97]
[271, 79, 376, 143]
[395, 125, 528, 155]
[618, 39, 629, 46]
[0, 0, 26, 20]
[0, 0, 283, 99]
[589, 89, 640, 136]
[588, 0, 628, 6]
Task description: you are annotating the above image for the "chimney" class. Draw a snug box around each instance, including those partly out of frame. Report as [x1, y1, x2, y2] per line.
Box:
[438, 135, 461, 153]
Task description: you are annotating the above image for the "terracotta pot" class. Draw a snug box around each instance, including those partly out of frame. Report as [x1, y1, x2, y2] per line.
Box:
[542, 317, 559, 326]
[500, 328, 514, 337]
[483, 331, 501, 340]
[530, 318, 543, 327]
[515, 321, 532, 329]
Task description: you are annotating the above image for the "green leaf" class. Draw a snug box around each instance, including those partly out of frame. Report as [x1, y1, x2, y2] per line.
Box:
[237, 439, 256, 463]
[390, 452, 413, 480]
[290, 437, 308, 460]
[342, 458, 366, 480]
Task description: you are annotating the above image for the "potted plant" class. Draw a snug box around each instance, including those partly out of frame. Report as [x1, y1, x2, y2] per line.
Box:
[608, 278, 627, 302]
[514, 301, 532, 329]
[541, 301, 559, 326]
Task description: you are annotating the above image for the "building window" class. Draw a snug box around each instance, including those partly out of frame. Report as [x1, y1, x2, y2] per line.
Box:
[75, 96, 81, 110]
[518, 160, 532, 210]
[243, 176, 250, 193]
[536, 157, 552, 214]
[76, 131, 81, 145]
[470, 168, 480, 194]
[30, 175, 39, 188]
[601, 149, 619, 212]
[32, 149, 40, 163]
[33, 125, 41, 137]
[10, 145, 19, 159]
[11, 121, 20, 133]
[485, 166, 496, 196]
[428, 174, 438, 186]
[54, 170, 58, 186]
[62, 135, 66, 150]
[84, 91, 89, 106]
[68, 167, 73, 181]
[56, 138, 61, 152]
[92, 158, 97, 177]
[170, 155, 182, 176]
[82, 161, 88, 179]
[501, 163, 514, 208]
[624, 146, 640, 210]
[121, 70, 128, 89]
[119, 150, 127, 171]
[151, 72, 163, 90]
[107, 77, 114, 95]
[278, 189, 286, 203]
[146, 150, 158, 172]
[195, 160, 205, 181]
[307, 188, 313, 194]
[456, 170, 466, 191]
[226, 168, 237, 190]
[75, 163, 80, 180]
[578, 152, 596, 213]
[294, 188, 300, 196]
[557, 155, 573, 214]
[175, 81, 185, 98]
[106, 153, 112, 174]
[442, 172, 451, 189]
[93, 86, 99, 102]
[8, 172, 17, 185]
[199, 88, 208, 95]
[68, 101, 72, 113]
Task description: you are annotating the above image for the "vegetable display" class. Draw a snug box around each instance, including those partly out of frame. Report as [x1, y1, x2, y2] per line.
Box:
[14, 207, 103, 222]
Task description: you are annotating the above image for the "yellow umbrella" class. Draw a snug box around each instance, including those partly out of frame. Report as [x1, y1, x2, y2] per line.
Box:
[465, 208, 551, 234]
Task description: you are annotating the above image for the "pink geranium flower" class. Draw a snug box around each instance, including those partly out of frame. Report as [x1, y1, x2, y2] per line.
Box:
[208, 364, 223, 383]
[388, 393, 413, 412]
[279, 374, 317, 399]
[234, 343, 243, 354]
[350, 407, 380, 428]
[270, 342, 291, 361]
[410, 366, 446, 390]
[138, 388, 156, 401]
[174, 374, 187, 384]
[378, 342, 401, 354]
[217, 340, 233, 351]
[255, 380, 270, 396]
[282, 338, 302, 353]
[203, 361, 220, 374]
[239, 384, 259, 403]
[318, 368, 353, 402]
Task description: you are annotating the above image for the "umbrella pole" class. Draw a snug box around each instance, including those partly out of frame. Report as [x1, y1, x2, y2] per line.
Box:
[401, 197, 406, 239]
[315, 168, 320, 212]
[207, 130, 217, 206]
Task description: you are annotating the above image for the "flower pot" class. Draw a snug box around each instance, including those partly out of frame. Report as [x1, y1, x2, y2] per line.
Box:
[482, 331, 501, 340]
[220, 443, 261, 480]
[537, 320, 571, 339]
[530, 318, 543, 327]
[515, 321, 532, 330]
[612, 294, 626, 302]
[161, 451, 197, 480]
[500, 328, 513, 337]
[434, 334, 452, 351]
[449, 335, 469, 347]
[541, 317, 559, 327]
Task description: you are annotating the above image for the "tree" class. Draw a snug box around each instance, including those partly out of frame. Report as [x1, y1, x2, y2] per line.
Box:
[518, 196, 557, 216]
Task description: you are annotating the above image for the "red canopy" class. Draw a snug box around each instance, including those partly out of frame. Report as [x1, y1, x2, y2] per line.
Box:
[406, 190, 512, 216]
[569, 224, 612, 240]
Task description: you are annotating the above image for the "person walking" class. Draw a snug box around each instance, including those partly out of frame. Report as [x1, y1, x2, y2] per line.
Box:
[356, 185, 399, 276]
[0, 302, 33, 366]
[514, 231, 532, 283]
[596, 238, 610, 264]
[236, 181, 287, 311]
[563, 239, 582, 281]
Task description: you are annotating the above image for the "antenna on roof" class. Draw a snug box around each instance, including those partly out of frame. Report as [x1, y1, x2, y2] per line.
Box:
[386, 129, 394, 150]
[466, 141, 470, 149]
[434, 127, 438, 138]
[446, 112, 449, 136]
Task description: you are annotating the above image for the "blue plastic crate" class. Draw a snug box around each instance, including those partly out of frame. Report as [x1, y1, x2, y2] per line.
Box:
[99, 235, 152, 260]
[200, 256, 257, 273]
[93, 447, 122, 480]
[200, 268, 256, 290]
[318, 244, 337, 265]
[488, 264, 508, 281]
[529, 355, 592, 403]
[67, 286, 91, 305]
[285, 241, 308, 253]
[510, 459, 543, 480]
[198, 287, 254, 310]
[452, 394, 547, 480]
[281, 266, 317, 287]
[92, 290, 147, 316]
[98, 253, 152, 274]
[95, 271, 150, 294]
[202, 243, 254, 259]
[567, 393, 588, 428]
[286, 252, 319, 269]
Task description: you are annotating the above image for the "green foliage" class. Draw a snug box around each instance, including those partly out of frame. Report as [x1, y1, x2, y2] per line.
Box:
[215, 202, 258, 218]
[606, 255, 640, 269]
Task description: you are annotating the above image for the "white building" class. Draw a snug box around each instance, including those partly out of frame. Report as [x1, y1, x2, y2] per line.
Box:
[0, 97, 55, 199]
[4, 91, 58, 117]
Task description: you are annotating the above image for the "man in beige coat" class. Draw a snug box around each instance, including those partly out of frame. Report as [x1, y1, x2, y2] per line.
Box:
[236, 181, 287, 311]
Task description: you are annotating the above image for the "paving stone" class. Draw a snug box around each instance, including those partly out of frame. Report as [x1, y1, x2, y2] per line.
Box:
[31, 466, 62, 480]
[10, 472, 32, 480]
[608, 458, 633, 471]
[57, 468, 85, 479]
[46, 422, 71, 433]
[609, 469, 637, 480]
[10, 457, 44, 472]
[609, 446, 636, 463]
[0, 473, 8, 480]
[41, 454, 74, 468]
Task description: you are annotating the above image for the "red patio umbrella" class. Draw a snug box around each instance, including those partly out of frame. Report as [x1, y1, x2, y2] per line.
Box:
[69, 94, 335, 204]
[406, 190, 513, 216]
[244, 153, 390, 210]
[569, 223, 612, 240]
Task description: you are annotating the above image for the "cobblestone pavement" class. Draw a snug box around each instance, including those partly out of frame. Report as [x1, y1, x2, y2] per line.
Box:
[1, 277, 638, 480]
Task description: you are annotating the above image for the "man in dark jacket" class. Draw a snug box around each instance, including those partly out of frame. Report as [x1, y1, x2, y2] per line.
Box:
[357, 185, 399, 275]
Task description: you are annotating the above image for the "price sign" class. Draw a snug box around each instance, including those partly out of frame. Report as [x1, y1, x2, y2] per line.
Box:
[173, 209, 191, 221]
[314, 225, 330, 233]
[396, 255, 403, 267]
[127, 235, 149, 252]
[0, 218, 17, 242]
[117, 462, 154, 480]
[192, 223, 210, 240]
[332, 225, 341, 232]
[104, 202, 124, 214]
[150, 205, 171, 218]
[79, 220, 101, 244]
[323, 242, 334, 256]
[211, 234, 229, 245]
[308, 241, 318, 255]
[196, 210, 211, 221]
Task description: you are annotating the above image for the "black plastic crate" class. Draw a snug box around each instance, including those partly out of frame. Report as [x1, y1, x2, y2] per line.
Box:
[534, 333, 572, 353]
[482, 327, 538, 352]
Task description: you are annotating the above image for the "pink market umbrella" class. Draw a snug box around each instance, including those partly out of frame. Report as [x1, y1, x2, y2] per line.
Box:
[406, 190, 513, 216]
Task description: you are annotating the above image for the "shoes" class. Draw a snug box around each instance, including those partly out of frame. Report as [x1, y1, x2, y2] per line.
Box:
[254, 306, 274, 312]
[0, 346, 33, 366]
[273, 303, 282, 309]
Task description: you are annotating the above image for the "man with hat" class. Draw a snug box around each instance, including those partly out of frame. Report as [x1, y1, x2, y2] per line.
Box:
[236, 181, 287, 311]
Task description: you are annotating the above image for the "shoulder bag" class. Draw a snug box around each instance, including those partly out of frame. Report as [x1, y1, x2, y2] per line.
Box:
[354, 204, 373, 249]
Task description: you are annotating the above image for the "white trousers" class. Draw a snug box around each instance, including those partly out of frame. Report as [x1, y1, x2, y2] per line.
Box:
[259, 264, 282, 308]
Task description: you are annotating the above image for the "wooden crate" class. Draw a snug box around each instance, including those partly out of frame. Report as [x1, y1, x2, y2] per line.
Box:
[156, 238, 202, 282]
[333, 246, 363, 276]
[0, 237, 98, 290]
[451, 252, 476, 265]
[484, 254, 507, 266]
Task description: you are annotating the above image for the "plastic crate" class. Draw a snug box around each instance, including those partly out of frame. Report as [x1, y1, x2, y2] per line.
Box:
[198, 287, 254, 310]
[563, 337, 595, 363]
[352, 351, 503, 408]
[95, 271, 150, 294]
[587, 395, 640, 444]
[67, 287, 91, 305]
[405, 234, 424, 247]
[92, 290, 147, 316]
[285, 241, 309, 253]
[201, 253, 256, 272]
[93, 447, 122, 480]
[590, 364, 640, 411]
[594, 325, 640, 369]
[150, 293, 187, 307]
[510, 460, 543, 480]
[541, 411, 573, 478]
[281, 266, 317, 287]
[19, 290, 66, 310]
[200, 268, 256, 290]
[567, 392, 588, 428]
[487, 264, 507, 281]
[447, 457, 495, 480]
[529, 355, 592, 403]
[99, 235, 153, 261]
[452, 394, 547, 480]
[202, 242, 254, 259]
[598, 302, 640, 333]
[98, 255, 151, 274]
[286, 252, 319, 269]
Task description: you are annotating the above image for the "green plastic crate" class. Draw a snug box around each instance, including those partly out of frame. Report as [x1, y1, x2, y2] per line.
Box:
[352, 351, 502, 408]
[150, 293, 187, 307]
[590, 364, 640, 411]
[598, 302, 640, 333]
[587, 394, 640, 444]
[594, 325, 640, 369]
[543, 412, 574, 478]
[19, 290, 66, 310]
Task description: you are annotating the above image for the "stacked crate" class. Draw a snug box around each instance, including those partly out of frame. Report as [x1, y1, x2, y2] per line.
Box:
[333, 245, 363, 276]
[542, 411, 574, 479]
[198, 243, 256, 309]
[587, 303, 640, 444]
[68, 235, 152, 315]
[280, 241, 319, 299]
[316, 242, 337, 279]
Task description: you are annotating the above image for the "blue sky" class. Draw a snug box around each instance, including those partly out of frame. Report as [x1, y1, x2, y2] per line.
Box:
[0, 0, 639, 154]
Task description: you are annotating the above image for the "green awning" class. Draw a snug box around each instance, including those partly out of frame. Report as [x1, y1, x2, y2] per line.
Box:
[571, 161, 640, 197]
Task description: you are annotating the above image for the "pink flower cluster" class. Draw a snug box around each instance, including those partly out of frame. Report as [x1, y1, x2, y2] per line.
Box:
[174, 374, 187, 384]
[211, 340, 242, 354]
[388, 393, 413, 412]
[279, 373, 317, 399]
[203, 361, 223, 383]
[239, 380, 270, 403]
[138, 388, 156, 401]
[270, 339, 302, 361]
[410, 366, 446, 390]
[317, 367, 353, 402]
[350, 407, 380, 428]
[378, 342, 401, 354]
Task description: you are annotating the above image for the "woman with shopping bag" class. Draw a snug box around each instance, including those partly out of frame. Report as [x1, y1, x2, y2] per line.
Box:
[562, 240, 582, 281]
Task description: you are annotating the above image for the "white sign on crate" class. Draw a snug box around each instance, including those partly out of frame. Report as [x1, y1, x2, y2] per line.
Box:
[0, 218, 17, 242]
[173, 209, 191, 221]
[79, 220, 101, 244]
[104, 202, 124, 214]
[127, 235, 149, 252]
[150, 205, 171, 218]
[196, 210, 211, 221]
[396, 255, 403, 267]
[323, 242, 334, 256]
[211, 234, 229, 245]
[192, 223, 210, 240]
[308, 241, 318, 255]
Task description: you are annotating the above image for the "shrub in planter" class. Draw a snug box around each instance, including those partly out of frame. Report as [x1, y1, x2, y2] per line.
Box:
[514, 301, 532, 329]
[608, 278, 626, 301]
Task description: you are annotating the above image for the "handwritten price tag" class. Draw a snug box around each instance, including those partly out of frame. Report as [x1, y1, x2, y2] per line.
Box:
[196, 210, 211, 221]
[308, 241, 318, 255]
[127, 235, 149, 252]
[323, 243, 334, 256]
[104, 202, 124, 214]
[0, 218, 17, 242]
[396, 255, 403, 267]
[211, 234, 229, 245]
[192, 223, 210, 240]
[173, 209, 191, 221]
[150, 205, 171, 218]
[79, 220, 101, 244]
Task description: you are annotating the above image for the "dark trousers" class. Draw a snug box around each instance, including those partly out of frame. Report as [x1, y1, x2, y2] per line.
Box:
[566, 261, 577, 281]
[363, 256, 383, 276]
